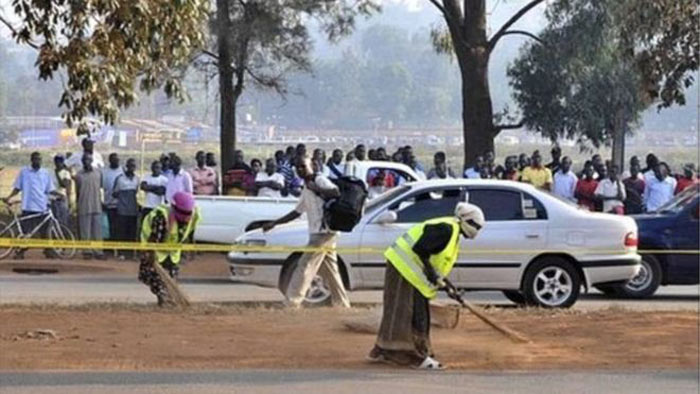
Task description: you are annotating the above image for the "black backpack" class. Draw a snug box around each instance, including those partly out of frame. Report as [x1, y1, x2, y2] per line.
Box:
[324, 176, 368, 232]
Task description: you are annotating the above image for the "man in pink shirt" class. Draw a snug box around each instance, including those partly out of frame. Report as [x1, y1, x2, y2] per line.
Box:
[190, 151, 219, 196]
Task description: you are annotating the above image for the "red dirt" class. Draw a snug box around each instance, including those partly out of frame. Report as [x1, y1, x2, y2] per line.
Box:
[0, 305, 696, 371]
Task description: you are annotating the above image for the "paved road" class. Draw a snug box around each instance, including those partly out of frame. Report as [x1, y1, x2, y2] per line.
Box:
[1, 370, 698, 394]
[0, 274, 697, 310]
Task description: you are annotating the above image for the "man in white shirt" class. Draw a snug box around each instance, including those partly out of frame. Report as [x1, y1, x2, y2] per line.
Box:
[140, 160, 168, 217]
[595, 165, 626, 214]
[255, 159, 285, 198]
[65, 138, 104, 171]
[326, 149, 344, 179]
[552, 156, 578, 203]
[644, 163, 677, 212]
[262, 157, 349, 309]
[165, 155, 193, 203]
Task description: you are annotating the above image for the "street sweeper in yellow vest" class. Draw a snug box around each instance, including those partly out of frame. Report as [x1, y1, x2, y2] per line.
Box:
[368, 202, 485, 370]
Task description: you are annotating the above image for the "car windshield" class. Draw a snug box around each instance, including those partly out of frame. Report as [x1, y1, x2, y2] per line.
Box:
[656, 185, 699, 214]
[365, 185, 410, 215]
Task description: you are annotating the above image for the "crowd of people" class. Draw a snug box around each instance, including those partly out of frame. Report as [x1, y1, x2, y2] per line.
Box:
[2, 138, 697, 260]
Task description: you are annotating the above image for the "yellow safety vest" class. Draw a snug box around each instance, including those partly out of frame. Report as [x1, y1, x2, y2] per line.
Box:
[140, 204, 201, 265]
[384, 217, 461, 299]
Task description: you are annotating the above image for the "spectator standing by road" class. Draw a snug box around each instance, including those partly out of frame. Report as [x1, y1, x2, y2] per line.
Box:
[3, 152, 58, 259]
[463, 156, 483, 179]
[517, 153, 530, 180]
[255, 159, 285, 198]
[622, 156, 643, 180]
[244, 159, 262, 196]
[165, 155, 193, 203]
[140, 161, 168, 219]
[520, 151, 553, 191]
[675, 164, 698, 194]
[223, 150, 251, 196]
[622, 163, 645, 214]
[644, 163, 677, 212]
[642, 154, 659, 183]
[65, 138, 104, 171]
[190, 151, 218, 196]
[575, 166, 599, 211]
[552, 157, 578, 203]
[595, 165, 626, 214]
[500, 156, 520, 181]
[326, 149, 344, 179]
[102, 153, 123, 242]
[74, 153, 105, 259]
[113, 158, 140, 259]
[51, 154, 72, 228]
[263, 157, 349, 309]
[546, 146, 562, 174]
[427, 151, 455, 180]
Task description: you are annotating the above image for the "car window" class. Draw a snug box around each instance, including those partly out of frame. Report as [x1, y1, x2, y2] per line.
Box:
[523, 192, 548, 220]
[391, 188, 462, 223]
[468, 189, 523, 221]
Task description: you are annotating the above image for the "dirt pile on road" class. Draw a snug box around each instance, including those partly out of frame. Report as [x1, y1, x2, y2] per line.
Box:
[0, 304, 696, 370]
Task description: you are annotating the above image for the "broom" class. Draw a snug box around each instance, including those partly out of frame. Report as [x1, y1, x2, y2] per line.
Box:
[148, 251, 191, 308]
[443, 279, 530, 344]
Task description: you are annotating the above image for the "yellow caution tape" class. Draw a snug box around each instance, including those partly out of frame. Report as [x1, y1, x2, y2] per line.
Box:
[0, 237, 697, 255]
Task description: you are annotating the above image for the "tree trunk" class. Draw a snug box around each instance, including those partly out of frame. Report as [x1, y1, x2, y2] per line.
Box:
[611, 107, 626, 172]
[460, 0, 495, 171]
[217, 0, 235, 179]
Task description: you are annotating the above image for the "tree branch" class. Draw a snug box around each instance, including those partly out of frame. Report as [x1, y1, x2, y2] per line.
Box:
[427, 0, 447, 16]
[494, 120, 524, 132]
[0, 14, 39, 49]
[490, 30, 543, 52]
[488, 0, 545, 53]
[200, 49, 219, 61]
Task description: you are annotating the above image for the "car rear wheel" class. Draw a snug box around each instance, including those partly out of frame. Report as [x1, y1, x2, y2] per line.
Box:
[614, 255, 661, 298]
[501, 290, 528, 306]
[523, 257, 581, 308]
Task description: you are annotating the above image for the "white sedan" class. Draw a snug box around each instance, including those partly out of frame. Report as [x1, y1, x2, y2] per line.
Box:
[227, 179, 641, 308]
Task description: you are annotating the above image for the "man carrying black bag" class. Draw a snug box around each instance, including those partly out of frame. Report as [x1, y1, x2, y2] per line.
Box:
[263, 157, 351, 308]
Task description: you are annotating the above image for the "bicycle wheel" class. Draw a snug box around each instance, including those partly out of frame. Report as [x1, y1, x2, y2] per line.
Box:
[0, 221, 16, 259]
[48, 222, 76, 259]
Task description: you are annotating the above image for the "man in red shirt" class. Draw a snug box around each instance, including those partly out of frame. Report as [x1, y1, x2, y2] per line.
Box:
[675, 164, 698, 194]
[575, 166, 599, 211]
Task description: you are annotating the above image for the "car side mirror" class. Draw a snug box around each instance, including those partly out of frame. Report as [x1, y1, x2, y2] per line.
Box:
[375, 210, 397, 225]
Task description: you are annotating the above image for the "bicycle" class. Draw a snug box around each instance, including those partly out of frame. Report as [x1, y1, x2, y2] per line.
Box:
[0, 201, 76, 260]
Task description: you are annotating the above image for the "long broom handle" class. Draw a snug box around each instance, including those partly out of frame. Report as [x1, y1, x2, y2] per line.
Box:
[443, 279, 531, 344]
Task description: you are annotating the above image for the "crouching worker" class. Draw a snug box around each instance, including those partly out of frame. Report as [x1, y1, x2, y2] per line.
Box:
[368, 202, 485, 370]
[139, 191, 201, 306]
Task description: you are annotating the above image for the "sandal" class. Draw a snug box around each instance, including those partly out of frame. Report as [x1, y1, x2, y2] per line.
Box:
[414, 356, 445, 370]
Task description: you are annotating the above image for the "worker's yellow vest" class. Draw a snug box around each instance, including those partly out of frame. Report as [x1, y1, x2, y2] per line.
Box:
[384, 217, 461, 299]
[140, 204, 201, 265]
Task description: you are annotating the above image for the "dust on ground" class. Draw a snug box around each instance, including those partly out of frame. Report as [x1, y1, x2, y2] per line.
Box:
[0, 304, 696, 371]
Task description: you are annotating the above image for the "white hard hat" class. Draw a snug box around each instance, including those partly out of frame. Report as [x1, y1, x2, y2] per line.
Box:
[454, 202, 484, 239]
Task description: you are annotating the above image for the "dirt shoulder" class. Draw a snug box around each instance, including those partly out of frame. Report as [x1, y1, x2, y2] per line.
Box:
[0, 252, 230, 277]
[0, 304, 696, 371]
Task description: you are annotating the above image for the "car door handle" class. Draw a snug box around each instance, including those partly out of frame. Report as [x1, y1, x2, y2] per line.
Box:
[525, 234, 540, 239]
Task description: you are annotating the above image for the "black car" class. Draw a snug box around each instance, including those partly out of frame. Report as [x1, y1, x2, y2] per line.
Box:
[598, 185, 698, 298]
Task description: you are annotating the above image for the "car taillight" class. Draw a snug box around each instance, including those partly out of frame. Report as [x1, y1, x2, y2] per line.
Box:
[624, 232, 638, 247]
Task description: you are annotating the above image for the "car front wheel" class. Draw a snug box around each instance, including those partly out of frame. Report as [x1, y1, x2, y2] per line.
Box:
[614, 255, 661, 299]
[522, 257, 581, 308]
[278, 254, 332, 306]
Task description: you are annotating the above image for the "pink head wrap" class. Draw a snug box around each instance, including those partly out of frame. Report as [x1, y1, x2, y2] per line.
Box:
[170, 192, 195, 224]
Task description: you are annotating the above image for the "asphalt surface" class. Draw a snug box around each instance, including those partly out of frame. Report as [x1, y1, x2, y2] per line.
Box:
[1, 370, 698, 394]
[0, 274, 697, 310]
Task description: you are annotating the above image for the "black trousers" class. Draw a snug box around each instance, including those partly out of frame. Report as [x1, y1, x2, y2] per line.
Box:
[116, 214, 138, 258]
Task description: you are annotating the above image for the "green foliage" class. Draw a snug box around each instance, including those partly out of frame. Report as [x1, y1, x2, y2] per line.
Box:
[508, 0, 699, 147]
[6, 0, 209, 134]
[210, 0, 380, 96]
